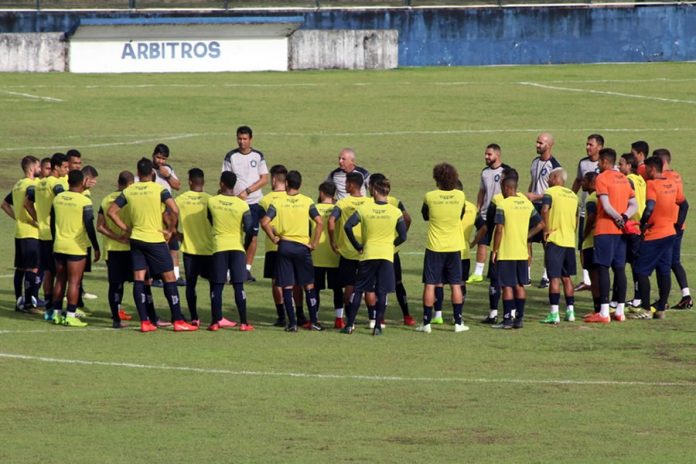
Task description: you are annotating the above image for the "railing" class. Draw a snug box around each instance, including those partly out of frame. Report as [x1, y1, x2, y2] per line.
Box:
[0, 0, 681, 10]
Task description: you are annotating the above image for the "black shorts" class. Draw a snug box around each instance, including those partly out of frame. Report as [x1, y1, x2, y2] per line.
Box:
[39, 240, 55, 274]
[461, 258, 471, 282]
[422, 249, 462, 285]
[475, 216, 491, 246]
[314, 266, 339, 290]
[528, 203, 544, 243]
[263, 251, 278, 279]
[168, 235, 180, 251]
[130, 239, 173, 277]
[338, 256, 360, 287]
[211, 250, 246, 284]
[85, 247, 92, 273]
[249, 203, 264, 237]
[54, 252, 86, 265]
[544, 243, 577, 279]
[276, 240, 314, 287]
[183, 253, 211, 281]
[393, 252, 403, 282]
[14, 238, 39, 269]
[593, 234, 626, 268]
[107, 250, 133, 283]
[355, 259, 396, 294]
[496, 260, 529, 288]
[635, 235, 675, 277]
[625, 233, 641, 265]
[582, 247, 596, 270]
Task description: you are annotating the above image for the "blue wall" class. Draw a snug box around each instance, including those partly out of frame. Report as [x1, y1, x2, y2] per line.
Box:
[2, 5, 695, 66]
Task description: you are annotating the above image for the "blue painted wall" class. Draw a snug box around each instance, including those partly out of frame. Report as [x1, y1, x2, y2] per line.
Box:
[1, 6, 695, 66]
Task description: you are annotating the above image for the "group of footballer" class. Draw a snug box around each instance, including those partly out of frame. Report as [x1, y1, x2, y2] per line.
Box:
[2, 128, 690, 334]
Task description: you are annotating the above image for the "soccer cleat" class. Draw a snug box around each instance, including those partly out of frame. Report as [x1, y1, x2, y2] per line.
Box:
[310, 323, 324, 332]
[43, 309, 54, 321]
[492, 319, 513, 329]
[609, 301, 618, 309]
[513, 318, 524, 329]
[53, 312, 64, 325]
[574, 282, 591, 292]
[584, 313, 610, 324]
[415, 323, 432, 333]
[626, 307, 651, 319]
[273, 318, 287, 328]
[218, 317, 238, 329]
[538, 278, 550, 289]
[151, 279, 164, 288]
[611, 313, 626, 322]
[368, 319, 376, 329]
[82, 292, 98, 300]
[63, 316, 87, 327]
[175, 278, 187, 287]
[653, 311, 666, 320]
[672, 296, 693, 310]
[296, 316, 308, 327]
[190, 319, 201, 328]
[112, 320, 126, 329]
[240, 323, 255, 331]
[629, 299, 642, 309]
[403, 315, 416, 326]
[155, 320, 172, 328]
[454, 323, 470, 333]
[302, 321, 313, 330]
[480, 315, 498, 325]
[334, 317, 346, 329]
[372, 326, 382, 336]
[340, 325, 354, 335]
[285, 325, 298, 333]
[564, 309, 575, 322]
[75, 308, 88, 318]
[140, 321, 158, 332]
[540, 312, 560, 324]
[245, 271, 256, 282]
[207, 323, 220, 332]
[379, 319, 386, 329]
[118, 309, 132, 321]
[466, 274, 484, 284]
[523, 279, 532, 287]
[173, 320, 199, 332]
[431, 316, 444, 325]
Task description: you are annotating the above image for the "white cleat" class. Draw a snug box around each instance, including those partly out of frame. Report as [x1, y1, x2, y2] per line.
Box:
[416, 324, 432, 333]
[454, 323, 470, 333]
[368, 319, 376, 329]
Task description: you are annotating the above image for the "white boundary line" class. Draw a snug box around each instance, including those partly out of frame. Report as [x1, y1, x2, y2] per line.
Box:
[0, 133, 206, 152]
[0, 352, 693, 387]
[0, 89, 63, 103]
[519, 82, 696, 105]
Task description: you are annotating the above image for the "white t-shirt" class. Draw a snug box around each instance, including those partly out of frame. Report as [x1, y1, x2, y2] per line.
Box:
[221, 148, 269, 205]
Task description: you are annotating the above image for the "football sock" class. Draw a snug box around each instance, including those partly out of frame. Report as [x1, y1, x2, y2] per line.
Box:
[583, 269, 591, 285]
[367, 304, 376, 321]
[332, 287, 343, 312]
[657, 272, 671, 310]
[514, 298, 526, 319]
[434, 310, 443, 320]
[144, 284, 159, 323]
[565, 296, 575, 313]
[185, 274, 199, 321]
[13, 269, 24, 299]
[612, 266, 627, 305]
[275, 303, 285, 321]
[502, 299, 514, 320]
[549, 292, 560, 314]
[683, 288, 691, 297]
[163, 281, 184, 321]
[211, 283, 224, 323]
[489, 285, 500, 311]
[395, 282, 410, 316]
[434, 286, 444, 311]
[346, 291, 363, 327]
[282, 288, 296, 326]
[422, 305, 433, 325]
[133, 280, 148, 322]
[24, 271, 38, 307]
[108, 281, 123, 322]
[305, 288, 319, 324]
[474, 262, 485, 276]
[233, 283, 247, 324]
[453, 302, 463, 325]
[375, 293, 387, 326]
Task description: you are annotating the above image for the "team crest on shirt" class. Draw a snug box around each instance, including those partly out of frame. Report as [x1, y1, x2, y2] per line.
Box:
[250, 160, 257, 168]
[494, 174, 501, 182]
[595, 167, 600, 173]
[541, 168, 548, 177]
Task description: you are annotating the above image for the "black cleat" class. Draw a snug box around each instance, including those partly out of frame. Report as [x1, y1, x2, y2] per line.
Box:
[512, 318, 524, 329]
[480, 316, 498, 325]
[538, 278, 550, 289]
[492, 319, 513, 330]
[672, 296, 693, 310]
[112, 320, 125, 329]
[296, 316, 308, 327]
[273, 318, 287, 327]
[340, 325, 354, 335]
[310, 323, 325, 332]
[372, 326, 382, 336]
[245, 271, 256, 282]
[284, 325, 298, 332]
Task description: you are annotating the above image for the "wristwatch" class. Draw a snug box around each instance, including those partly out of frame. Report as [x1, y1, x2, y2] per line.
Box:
[245, 188, 252, 195]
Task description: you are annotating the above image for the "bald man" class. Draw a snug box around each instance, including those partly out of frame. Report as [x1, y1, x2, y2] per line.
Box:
[327, 148, 369, 200]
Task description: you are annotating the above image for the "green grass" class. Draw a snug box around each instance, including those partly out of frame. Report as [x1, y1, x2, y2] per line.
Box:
[2, 63, 696, 462]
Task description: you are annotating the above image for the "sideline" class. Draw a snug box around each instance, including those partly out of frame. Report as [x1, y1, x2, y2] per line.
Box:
[519, 82, 696, 105]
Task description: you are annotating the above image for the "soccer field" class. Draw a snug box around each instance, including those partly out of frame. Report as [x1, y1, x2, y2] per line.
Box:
[2, 63, 696, 463]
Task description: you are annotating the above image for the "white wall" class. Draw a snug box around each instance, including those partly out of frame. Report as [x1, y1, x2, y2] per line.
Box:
[0, 33, 67, 72]
[289, 30, 398, 70]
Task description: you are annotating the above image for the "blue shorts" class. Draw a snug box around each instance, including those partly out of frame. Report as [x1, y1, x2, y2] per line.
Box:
[673, 228, 684, 265]
[211, 250, 246, 284]
[496, 260, 529, 288]
[276, 240, 314, 287]
[544, 243, 577, 278]
[168, 235, 180, 251]
[54, 252, 86, 265]
[635, 235, 675, 277]
[355, 259, 396, 294]
[107, 250, 133, 283]
[314, 266, 339, 290]
[625, 233, 641, 265]
[422, 249, 462, 285]
[593, 234, 626, 268]
[248, 203, 264, 237]
[14, 238, 39, 269]
[183, 253, 211, 281]
[264, 251, 278, 279]
[475, 216, 491, 246]
[338, 256, 360, 287]
[130, 239, 173, 277]
[582, 247, 596, 270]
[39, 239, 55, 274]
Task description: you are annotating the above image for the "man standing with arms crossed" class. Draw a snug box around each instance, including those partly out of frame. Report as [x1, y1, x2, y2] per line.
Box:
[327, 148, 370, 200]
[222, 126, 269, 282]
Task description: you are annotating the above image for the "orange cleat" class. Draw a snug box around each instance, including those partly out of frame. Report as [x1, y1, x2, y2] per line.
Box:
[240, 323, 255, 332]
[207, 323, 220, 332]
[118, 309, 132, 321]
[334, 317, 346, 329]
[218, 317, 238, 328]
[302, 321, 313, 330]
[611, 313, 626, 322]
[403, 315, 417, 326]
[140, 321, 157, 333]
[584, 313, 611, 324]
[173, 320, 199, 332]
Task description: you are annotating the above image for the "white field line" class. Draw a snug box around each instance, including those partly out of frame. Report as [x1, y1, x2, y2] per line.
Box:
[0, 352, 693, 387]
[519, 82, 696, 105]
[0, 89, 63, 103]
[0, 133, 206, 153]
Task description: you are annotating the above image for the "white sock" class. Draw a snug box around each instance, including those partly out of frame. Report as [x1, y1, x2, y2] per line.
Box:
[583, 269, 591, 285]
[488, 309, 498, 318]
[174, 266, 180, 279]
[615, 302, 625, 317]
[683, 288, 691, 297]
[550, 305, 559, 314]
[600, 304, 610, 318]
[567, 304, 574, 313]
[67, 311, 76, 318]
[528, 266, 532, 277]
[542, 268, 548, 280]
[632, 299, 641, 307]
[474, 262, 485, 276]
[246, 264, 252, 271]
[434, 310, 443, 319]
[335, 308, 344, 318]
[511, 309, 517, 319]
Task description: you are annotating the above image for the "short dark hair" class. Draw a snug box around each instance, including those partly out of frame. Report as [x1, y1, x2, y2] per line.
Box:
[502, 167, 518, 182]
[588, 134, 605, 146]
[41, 157, 51, 165]
[620, 153, 638, 173]
[286, 170, 302, 190]
[237, 126, 253, 138]
[21, 155, 39, 172]
[137, 157, 154, 177]
[68, 169, 84, 187]
[153, 143, 170, 157]
[631, 140, 649, 156]
[220, 171, 237, 189]
[81, 165, 98, 178]
[318, 181, 336, 198]
[502, 176, 518, 189]
[188, 168, 204, 184]
[346, 172, 364, 188]
[652, 148, 671, 164]
[269, 164, 287, 182]
[368, 173, 386, 187]
[599, 148, 617, 164]
[486, 143, 501, 152]
[66, 149, 81, 160]
[433, 163, 459, 191]
[50, 153, 68, 169]
[118, 170, 134, 188]
[583, 171, 598, 183]
[645, 156, 663, 173]
[371, 176, 391, 197]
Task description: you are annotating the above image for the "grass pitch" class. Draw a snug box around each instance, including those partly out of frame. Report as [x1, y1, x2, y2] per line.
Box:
[2, 63, 696, 463]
